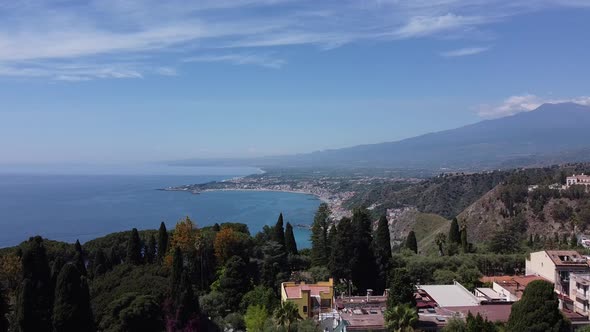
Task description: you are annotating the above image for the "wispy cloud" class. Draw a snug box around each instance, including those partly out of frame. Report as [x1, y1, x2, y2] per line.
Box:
[0, 0, 589, 80]
[440, 46, 490, 57]
[393, 14, 488, 39]
[477, 94, 590, 118]
[183, 53, 286, 69]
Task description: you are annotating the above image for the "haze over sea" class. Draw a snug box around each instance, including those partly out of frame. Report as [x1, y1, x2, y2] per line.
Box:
[0, 165, 321, 248]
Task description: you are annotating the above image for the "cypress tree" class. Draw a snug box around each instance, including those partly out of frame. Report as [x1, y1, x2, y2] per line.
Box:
[74, 252, 87, 277]
[126, 228, 142, 265]
[273, 213, 286, 246]
[350, 208, 377, 293]
[461, 227, 469, 253]
[51, 256, 65, 288]
[74, 240, 82, 254]
[570, 233, 578, 248]
[52, 263, 94, 332]
[507, 280, 564, 331]
[107, 247, 119, 268]
[146, 234, 157, 264]
[405, 231, 418, 254]
[448, 218, 460, 244]
[374, 215, 391, 293]
[311, 203, 331, 266]
[284, 222, 298, 255]
[176, 271, 200, 328]
[0, 283, 8, 332]
[171, 247, 183, 302]
[17, 236, 53, 332]
[93, 249, 107, 276]
[329, 218, 354, 283]
[157, 222, 169, 262]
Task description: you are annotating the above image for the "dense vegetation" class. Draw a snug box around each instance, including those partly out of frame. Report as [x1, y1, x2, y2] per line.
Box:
[3, 164, 590, 331]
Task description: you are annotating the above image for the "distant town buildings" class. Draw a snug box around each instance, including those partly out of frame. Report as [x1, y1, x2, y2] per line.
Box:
[567, 174, 590, 188]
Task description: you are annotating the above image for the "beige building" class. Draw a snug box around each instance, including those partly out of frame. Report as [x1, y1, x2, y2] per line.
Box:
[280, 278, 334, 318]
[526, 250, 590, 295]
[566, 174, 590, 188]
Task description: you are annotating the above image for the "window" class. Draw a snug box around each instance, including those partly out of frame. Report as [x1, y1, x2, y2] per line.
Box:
[303, 306, 308, 313]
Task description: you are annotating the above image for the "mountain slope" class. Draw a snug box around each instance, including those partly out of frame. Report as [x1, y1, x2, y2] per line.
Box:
[175, 102, 590, 170]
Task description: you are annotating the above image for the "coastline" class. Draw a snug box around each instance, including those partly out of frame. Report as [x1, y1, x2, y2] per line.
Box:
[198, 188, 329, 204]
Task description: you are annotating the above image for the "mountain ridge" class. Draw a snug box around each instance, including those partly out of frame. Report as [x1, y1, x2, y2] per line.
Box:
[173, 102, 590, 170]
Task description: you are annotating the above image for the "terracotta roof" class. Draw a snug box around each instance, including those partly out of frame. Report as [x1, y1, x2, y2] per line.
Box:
[284, 285, 331, 299]
[450, 304, 512, 323]
[480, 276, 516, 284]
[512, 275, 549, 287]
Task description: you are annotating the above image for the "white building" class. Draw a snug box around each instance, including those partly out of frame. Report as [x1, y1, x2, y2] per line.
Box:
[525, 250, 590, 295]
[566, 174, 590, 188]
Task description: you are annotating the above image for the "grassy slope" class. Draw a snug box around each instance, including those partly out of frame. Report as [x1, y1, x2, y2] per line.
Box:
[413, 213, 450, 255]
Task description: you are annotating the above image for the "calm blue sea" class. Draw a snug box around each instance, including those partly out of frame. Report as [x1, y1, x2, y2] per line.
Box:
[0, 166, 320, 248]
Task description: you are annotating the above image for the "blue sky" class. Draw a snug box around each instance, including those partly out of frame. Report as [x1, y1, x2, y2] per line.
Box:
[1, 0, 590, 164]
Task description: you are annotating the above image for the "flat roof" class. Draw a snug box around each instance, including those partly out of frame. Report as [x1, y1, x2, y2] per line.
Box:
[476, 288, 503, 300]
[340, 309, 385, 330]
[450, 304, 512, 323]
[419, 284, 480, 307]
[284, 284, 331, 299]
[545, 250, 588, 267]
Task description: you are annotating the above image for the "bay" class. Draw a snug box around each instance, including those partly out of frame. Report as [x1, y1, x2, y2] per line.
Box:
[0, 166, 321, 248]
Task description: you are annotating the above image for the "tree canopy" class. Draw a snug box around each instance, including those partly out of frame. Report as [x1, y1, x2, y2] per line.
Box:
[507, 280, 564, 332]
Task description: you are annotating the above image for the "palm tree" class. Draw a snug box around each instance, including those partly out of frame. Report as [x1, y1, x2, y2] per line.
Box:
[274, 301, 301, 331]
[384, 304, 418, 332]
[435, 233, 447, 256]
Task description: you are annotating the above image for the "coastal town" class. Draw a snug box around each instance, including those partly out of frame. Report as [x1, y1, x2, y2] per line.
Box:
[162, 170, 421, 221]
[281, 250, 590, 331]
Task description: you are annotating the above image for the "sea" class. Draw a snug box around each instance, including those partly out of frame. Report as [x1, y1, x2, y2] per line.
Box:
[0, 165, 321, 248]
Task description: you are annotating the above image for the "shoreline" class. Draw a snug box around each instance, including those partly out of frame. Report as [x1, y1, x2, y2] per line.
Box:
[197, 187, 329, 203]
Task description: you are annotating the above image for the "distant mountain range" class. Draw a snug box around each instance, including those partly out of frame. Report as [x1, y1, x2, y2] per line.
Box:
[174, 102, 590, 170]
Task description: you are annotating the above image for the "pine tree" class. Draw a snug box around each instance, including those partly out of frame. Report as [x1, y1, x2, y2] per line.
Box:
[374, 215, 392, 293]
[311, 203, 331, 266]
[17, 236, 53, 332]
[146, 234, 157, 264]
[74, 239, 82, 254]
[284, 222, 298, 255]
[405, 231, 418, 254]
[157, 222, 169, 262]
[0, 283, 8, 332]
[52, 263, 94, 332]
[448, 218, 461, 244]
[126, 228, 142, 265]
[350, 208, 377, 293]
[273, 213, 286, 247]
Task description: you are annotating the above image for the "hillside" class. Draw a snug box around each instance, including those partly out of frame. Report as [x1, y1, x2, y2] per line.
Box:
[175, 102, 590, 170]
[386, 208, 450, 255]
[459, 176, 590, 244]
[352, 170, 509, 219]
